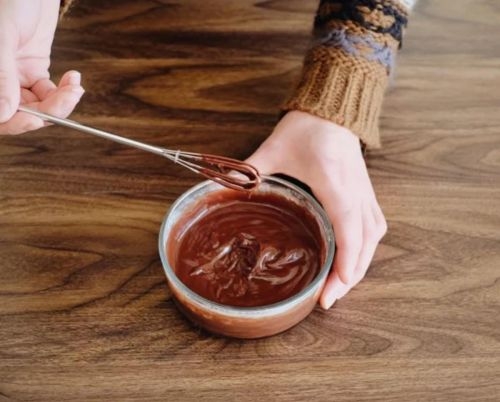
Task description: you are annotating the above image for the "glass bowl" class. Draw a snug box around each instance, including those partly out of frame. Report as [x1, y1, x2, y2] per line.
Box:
[158, 175, 335, 339]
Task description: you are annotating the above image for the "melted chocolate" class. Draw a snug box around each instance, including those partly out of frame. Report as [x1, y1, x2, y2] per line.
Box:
[169, 190, 323, 307]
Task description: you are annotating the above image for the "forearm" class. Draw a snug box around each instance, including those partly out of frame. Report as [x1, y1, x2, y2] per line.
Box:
[284, 0, 417, 148]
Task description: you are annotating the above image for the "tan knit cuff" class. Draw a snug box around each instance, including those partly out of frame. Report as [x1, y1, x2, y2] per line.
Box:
[283, 46, 390, 149]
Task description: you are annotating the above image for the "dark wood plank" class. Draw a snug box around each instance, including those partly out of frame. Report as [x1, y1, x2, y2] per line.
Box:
[0, 0, 499, 401]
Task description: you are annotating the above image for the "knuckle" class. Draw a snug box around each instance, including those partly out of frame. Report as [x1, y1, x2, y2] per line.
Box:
[352, 270, 366, 286]
[377, 218, 388, 238]
[366, 219, 388, 242]
[364, 227, 378, 243]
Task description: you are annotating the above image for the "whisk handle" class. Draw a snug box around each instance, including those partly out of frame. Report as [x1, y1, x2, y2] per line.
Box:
[18, 106, 166, 157]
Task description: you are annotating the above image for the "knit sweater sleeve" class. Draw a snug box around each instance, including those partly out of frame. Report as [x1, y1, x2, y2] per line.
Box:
[283, 0, 417, 148]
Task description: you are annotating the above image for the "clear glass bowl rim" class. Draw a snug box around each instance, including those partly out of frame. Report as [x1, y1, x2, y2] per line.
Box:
[158, 175, 335, 318]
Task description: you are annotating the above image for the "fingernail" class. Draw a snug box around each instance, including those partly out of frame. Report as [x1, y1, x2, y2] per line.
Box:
[326, 297, 336, 309]
[68, 72, 81, 86]
[0, 98, 12, 121]
[321, 297, 336, 310]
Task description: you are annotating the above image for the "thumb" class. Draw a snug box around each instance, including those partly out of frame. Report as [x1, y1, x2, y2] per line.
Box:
[245, 140, 282, 175]
[0, 33, 20, 123]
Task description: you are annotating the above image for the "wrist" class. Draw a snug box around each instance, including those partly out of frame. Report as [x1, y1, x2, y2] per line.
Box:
[284, 110, 361, 146]
[282, 45, 388, 149]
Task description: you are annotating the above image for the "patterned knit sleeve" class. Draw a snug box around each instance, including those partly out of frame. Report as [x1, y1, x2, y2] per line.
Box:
[283, 0, 417, 148]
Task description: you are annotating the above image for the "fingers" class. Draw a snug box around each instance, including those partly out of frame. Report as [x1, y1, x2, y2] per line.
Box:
[0, 29, 20, 122]
[20, 88, 39, 104]
[58, 70, 82, 87]
[31, 79, 57, 101]
[353, 202, 387, 282]
[318, 202, 362, 308]
[320, 199, 387, 309]
[311, 179, 360, 308]
[0, 70, 84, 135]
[0, 110, 45, 135]
[36, 71, 84, 117]
[245, 139, 281, 175]
[317, 182, 363, 287]
[320, 270, 349, 309]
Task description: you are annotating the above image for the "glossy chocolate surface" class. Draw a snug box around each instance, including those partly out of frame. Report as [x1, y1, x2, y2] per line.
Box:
[169, 190, 322, 307]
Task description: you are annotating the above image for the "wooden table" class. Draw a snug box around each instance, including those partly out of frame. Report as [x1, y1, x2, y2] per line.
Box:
[1, 1, 499, 400]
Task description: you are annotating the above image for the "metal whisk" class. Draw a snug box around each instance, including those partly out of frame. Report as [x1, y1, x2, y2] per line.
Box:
[18, 106, 261, 191]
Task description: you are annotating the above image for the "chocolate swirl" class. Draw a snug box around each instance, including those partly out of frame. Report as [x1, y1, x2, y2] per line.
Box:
[171, 191, 323, 307]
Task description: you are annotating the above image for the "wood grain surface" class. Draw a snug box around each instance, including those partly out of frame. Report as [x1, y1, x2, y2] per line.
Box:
[1, 0, 499, 401]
